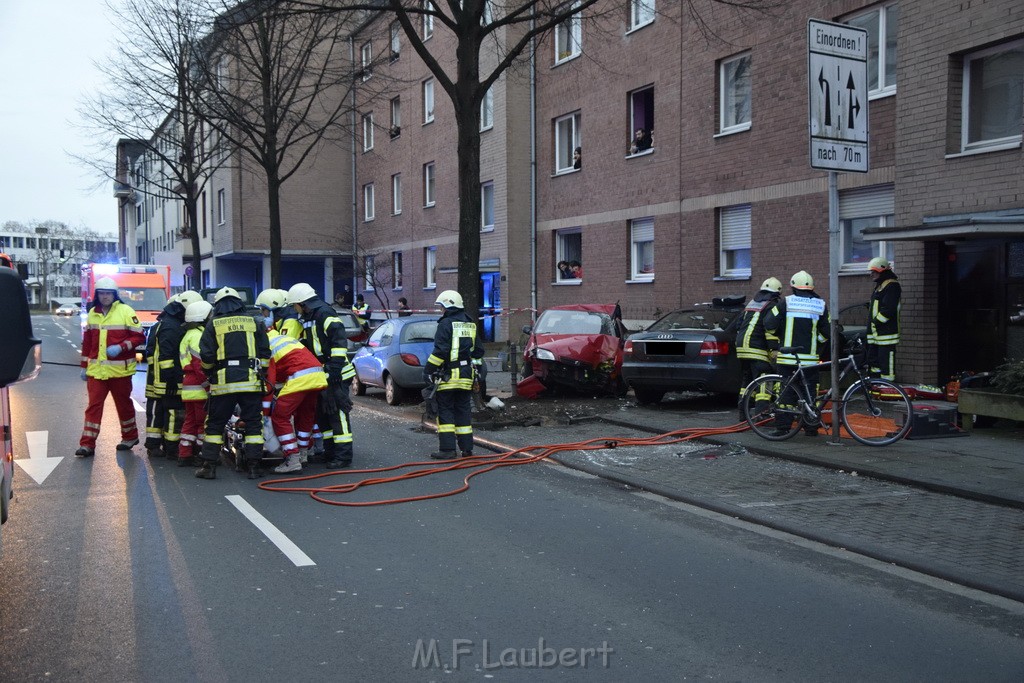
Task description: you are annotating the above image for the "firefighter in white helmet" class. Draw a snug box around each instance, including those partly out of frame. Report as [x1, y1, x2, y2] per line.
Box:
[76, 276, 146, 457]
[177, 300, 213, 466]
[287, 282, 356, 469]
[763, 271, 831, 437]
[735, 277, 782, 418]
[423, 290, 484, 459]
[867, 257, 901, 381]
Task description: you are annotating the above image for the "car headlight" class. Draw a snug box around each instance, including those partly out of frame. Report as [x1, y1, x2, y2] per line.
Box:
[535, 348, 556, 362]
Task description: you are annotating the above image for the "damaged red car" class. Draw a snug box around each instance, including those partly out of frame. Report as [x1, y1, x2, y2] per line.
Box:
[519, 304, 629, 396]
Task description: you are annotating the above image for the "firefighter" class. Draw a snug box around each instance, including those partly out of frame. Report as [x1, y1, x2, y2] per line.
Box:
[195, 286, 271, 480]
[866, 257, 901, 381]
[352, 294, 370, 332]
[286, 282, 356, 469]
[256, 288, 303, 339]
[177, 300, 213, 466]
[423, 290, 484, 459]
[736, 277, 782, 418]
[763, 271, 831, 437]
[143, 290, 201, 460]
[261, 320, 329, 474]
[76, 277, 147, 457]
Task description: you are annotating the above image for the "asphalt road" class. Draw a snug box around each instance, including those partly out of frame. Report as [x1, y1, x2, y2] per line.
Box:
[0, 315, 1021, 681]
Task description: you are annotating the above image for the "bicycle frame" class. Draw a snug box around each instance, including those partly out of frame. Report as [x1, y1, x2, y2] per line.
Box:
[775, 352, 872, 426]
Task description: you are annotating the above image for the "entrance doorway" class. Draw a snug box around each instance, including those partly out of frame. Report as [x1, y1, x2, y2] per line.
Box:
[479, 272, 500, 342]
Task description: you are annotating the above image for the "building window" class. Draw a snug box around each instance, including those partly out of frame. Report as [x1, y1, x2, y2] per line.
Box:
[630, 0, 655, 30]
[719, 205, 751, 278]
[362, 112, 374, 151]
[364, 254, 375, 290]
[392, 251, 403, 289]
[392, 173, 402, 215]
[628, 86, 654, 155]
[839, 185, 895, 271]
[962, 39, 1024, 152]
[425, 246, 437, 288]
[554, 111, 580, 174]
[390, 96, 401, 138]
[217, 188, 225, 225]
[422, 0, 434, 39]
[423, 78, 434, 123]
[719, 52, 751, 134]
[481, 181, 495, 231]
[630, 218, 654, 280]
[390, 22, 400, 61]
[556, 229, 582, 281]
[847, 2, 898, 97]
[480, 87, 493, 131]
[363, 183, 375, 221]
[423, 162, 435, 207]
[554, 1, 581, 64]
[361, 41, 372, 81]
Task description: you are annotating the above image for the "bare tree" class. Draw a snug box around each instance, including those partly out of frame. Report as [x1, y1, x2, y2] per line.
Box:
[197, 0, 359, 287]
[25, 221, 114, 309]
[292, 0, 779, 319]
[77, 0, 224, 285]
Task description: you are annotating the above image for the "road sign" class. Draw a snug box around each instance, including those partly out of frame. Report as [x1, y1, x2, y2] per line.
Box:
[808, 19, 869, 173]
[185, 264, 194, 277]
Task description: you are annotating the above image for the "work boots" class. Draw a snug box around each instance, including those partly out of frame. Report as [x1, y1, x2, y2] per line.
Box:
[247, 461, 264, 479]
[194, 460, 217, 479]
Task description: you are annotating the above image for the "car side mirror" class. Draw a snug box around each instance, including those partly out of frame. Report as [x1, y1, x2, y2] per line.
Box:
[0, 269, 41, 387]
[522, 325, 533, 335]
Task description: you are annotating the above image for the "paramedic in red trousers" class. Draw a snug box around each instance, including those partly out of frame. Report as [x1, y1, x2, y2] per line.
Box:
[143, 290, 201, 460]
[195, 286, 271, 480]
[735, 276, 782, 419]
[177, 300, 212, 466]
[76, 277, 146, 457]
[763, 271, 831, 437]
[866, 257, 901, 381]
[424, 290, 484, 459]
[286, 282, 356, 469]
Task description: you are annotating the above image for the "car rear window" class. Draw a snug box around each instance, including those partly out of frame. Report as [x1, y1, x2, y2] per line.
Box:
[401, 321, 438, 343]
[649, 309, 738, 332]
[535, 310, 613, 335]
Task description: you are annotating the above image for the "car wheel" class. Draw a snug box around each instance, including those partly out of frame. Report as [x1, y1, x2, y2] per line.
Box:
[384, 374, 401, 406]
[351, 374, 366, 396]
[633, 387, 665, 405]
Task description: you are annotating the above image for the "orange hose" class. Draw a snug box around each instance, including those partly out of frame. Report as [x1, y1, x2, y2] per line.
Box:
[257, 421, 753, 506]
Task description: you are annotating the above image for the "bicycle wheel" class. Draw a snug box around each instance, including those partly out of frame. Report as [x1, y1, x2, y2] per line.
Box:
[741, 375, 801, 441]
[840, 378, 913, 446]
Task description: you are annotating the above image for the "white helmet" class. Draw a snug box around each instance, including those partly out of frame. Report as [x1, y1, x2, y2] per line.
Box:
[868, 257, 891, 272]
[286, 282, 318, 305]
[435, 289, 464, 309]
[185, 300, 213, 323]
[177, 290, 203, 307]
[94, 277, 118, 292]
[213, 286, 240, 303]
[790, 271, 814, 290]
[760, 277, 782, 293]
[256, 288, 287, 310]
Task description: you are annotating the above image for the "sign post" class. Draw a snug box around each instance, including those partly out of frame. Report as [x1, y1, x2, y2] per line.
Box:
[808, 19, 869, 443]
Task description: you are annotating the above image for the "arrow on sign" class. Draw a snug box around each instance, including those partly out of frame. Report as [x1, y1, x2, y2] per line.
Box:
[846, 72, 861, 128]
[16, 431, 63, 485]
[818, 67, 831, 126]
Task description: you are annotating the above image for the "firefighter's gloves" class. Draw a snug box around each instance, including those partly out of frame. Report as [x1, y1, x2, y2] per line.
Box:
[325, 360, 347, 384]
[423, 366, 441, 384]
[80, 369, 88, 381]
[106, 343, 125, 358]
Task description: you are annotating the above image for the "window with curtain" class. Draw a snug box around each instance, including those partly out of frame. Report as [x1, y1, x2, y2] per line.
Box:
[630, 218, 654, 280]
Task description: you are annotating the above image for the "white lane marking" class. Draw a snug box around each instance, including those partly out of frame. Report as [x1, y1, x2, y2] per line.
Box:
[225, 494, 316, 567]
[17, 431, 64, 484]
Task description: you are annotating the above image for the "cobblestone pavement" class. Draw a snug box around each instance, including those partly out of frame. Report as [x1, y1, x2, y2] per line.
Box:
[475, 421, 1024, 603]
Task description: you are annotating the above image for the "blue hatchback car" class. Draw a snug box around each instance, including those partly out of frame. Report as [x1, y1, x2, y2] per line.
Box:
[350, 315, 438, 405]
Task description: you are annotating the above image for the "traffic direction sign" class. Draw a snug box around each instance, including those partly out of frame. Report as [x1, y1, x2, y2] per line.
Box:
[808, 19, 869, 172]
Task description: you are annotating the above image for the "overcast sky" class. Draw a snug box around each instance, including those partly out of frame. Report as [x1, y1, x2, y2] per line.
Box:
[0, 0, 119, 236]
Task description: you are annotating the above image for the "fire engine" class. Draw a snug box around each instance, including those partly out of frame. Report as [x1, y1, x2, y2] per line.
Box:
[80, 263, 171, 329]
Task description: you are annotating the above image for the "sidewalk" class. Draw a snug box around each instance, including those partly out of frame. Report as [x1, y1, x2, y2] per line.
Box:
[480, 368, 1024, 509]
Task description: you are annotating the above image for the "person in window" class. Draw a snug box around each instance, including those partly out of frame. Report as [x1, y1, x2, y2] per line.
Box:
[570, 261, 583, 279]
[630, 128, 652, 155]
[572, 146, 582, 170]
[557, 261, 572, 280]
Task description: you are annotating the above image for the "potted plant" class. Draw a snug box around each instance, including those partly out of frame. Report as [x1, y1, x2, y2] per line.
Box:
[958, 358, 1024, 429]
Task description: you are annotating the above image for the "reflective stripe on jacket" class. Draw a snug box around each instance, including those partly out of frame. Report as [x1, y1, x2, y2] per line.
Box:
[299, 298, 355, 381]
[764, 292, 830, 367]
[199, 303, 270, 396]
[427, 309, 484, 391]
[267, 331, 328, 398]
[179, 327, 207, 401]
[869, 275, 901, 346]
[736, 293, 779, 362]
[82, 301, 146, 379]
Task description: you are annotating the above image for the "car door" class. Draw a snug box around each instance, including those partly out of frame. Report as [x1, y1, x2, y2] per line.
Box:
[366, 322, 395, 387]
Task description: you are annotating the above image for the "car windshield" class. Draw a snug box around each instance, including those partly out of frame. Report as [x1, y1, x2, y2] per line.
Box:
[118, 287, 168, 310]
[535, 310, 614, 335]
[649, 308, 737, 332]
[401, 320, 438, 343]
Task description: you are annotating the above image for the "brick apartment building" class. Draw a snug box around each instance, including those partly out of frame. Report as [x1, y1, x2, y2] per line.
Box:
[122, 0, 1022, 384]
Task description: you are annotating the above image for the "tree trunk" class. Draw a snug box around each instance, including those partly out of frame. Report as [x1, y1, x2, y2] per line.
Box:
[185, 197, 201, 290]
[267, 172, 283, 289]
[455, 54, 482, 320]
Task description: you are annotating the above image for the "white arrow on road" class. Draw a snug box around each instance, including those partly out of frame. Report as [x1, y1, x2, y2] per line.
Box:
[17, 431, 64, 485]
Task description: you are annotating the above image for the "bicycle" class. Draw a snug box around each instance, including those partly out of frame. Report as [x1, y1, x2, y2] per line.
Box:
[739, 341, 914, 446]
